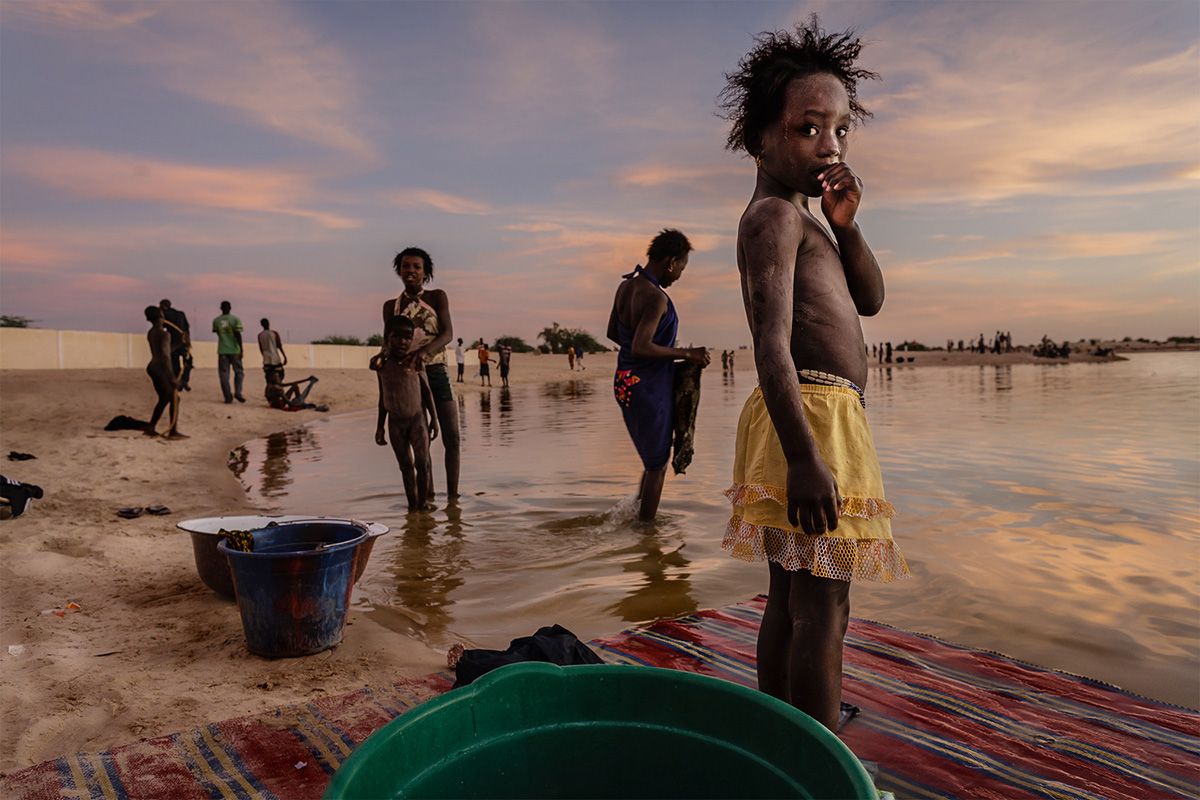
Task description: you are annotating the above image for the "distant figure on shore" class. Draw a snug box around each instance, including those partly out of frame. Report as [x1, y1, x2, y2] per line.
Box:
[567, 345, 576, 371]
[498, 343, 513, 387]
[576, 345, 586, 370]
[257, 318, 287, 384]
[958, 339, 964, 352]
[143, 306, 185, 439]
[607, 228, 709, 522]
[373, 316, 438, 511]
[455, 338, 465, 383]
[1034, 335, 1071, 359]
[159, 299, 192, 392]
[382, 247, 460, 499]
[727, 350, 735, 370]
[885, 341, 893, 363]
[478, 342, 493, 386]
[722, 350, 730, 371]
[212, 300, 245, 404]
[718, 17, 908, 731]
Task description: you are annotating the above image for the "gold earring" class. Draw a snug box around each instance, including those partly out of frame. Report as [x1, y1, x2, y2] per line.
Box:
[754, 154, 763, 169]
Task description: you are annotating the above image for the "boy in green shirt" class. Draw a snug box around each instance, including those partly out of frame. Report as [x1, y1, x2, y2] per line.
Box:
[212, 300, 245, 403]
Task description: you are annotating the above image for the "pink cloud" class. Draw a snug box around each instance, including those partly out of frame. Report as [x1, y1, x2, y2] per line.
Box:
[9, 2, 375, 160]
[180, 273, 376, 314]
[387, 189, 492, 216]
[0, 234, 82, 271]
[8, 147, 359, 229]
[72, 272, 149, 293]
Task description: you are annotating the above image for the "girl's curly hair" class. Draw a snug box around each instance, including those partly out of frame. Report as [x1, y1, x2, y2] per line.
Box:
[718, 15, 878, 157]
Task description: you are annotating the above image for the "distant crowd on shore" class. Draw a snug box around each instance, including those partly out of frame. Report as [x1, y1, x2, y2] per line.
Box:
[139, 299, 329, 438]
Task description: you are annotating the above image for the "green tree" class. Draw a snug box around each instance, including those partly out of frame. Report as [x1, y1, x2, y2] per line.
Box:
[537, 322, 570, 354]
[570, 331, 608, 354]
[0, 315, 34, 328]
[495, 335, 535, 353]
[366, 334, 383, 347]
[538, 323, 608, 354]
[311, 335, 364, 346]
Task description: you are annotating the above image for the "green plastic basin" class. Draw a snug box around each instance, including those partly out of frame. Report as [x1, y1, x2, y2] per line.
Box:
[324, 663, 875, 799]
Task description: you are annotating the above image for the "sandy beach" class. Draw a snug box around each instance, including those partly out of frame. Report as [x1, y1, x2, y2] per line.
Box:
[0, 345, 1165, 772]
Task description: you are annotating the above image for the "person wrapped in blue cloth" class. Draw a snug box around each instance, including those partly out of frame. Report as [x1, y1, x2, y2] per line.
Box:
[606, 229, 710, 521]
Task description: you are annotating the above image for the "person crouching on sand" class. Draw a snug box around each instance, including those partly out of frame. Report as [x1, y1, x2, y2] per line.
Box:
[606, 228, 710, 522]
[143, 306, 186, 439]
[373, 316, 439, 511]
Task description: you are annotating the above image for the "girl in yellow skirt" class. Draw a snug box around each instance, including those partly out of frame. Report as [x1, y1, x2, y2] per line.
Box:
[720, 18, 909, 730]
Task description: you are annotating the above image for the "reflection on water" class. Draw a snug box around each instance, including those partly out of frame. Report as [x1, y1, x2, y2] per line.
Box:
[233, 426, 321, 508]
[365, 503, 468, 640]
[234, 353, 1200, 706]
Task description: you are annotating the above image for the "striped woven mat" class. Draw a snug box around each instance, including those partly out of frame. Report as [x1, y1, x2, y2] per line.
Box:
[4, 596, 1197, 799]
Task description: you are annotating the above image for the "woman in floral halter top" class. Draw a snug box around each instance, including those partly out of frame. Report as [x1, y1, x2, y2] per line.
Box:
[382, 247, 460, 498]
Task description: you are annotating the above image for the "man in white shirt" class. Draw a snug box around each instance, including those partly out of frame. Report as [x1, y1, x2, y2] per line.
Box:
[258, 318, 288, 385]
[455, 337, 466, 383]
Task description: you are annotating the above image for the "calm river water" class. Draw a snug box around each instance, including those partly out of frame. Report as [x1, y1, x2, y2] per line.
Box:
[231, 352, 1199, 707]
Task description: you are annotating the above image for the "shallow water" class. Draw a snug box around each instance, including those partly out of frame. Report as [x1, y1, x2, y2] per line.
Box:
[231, 353, 1200, 707]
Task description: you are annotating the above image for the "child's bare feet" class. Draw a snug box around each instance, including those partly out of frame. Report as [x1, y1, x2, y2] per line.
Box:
[142, 429, 159, 437]
[165, 431, 190, 440]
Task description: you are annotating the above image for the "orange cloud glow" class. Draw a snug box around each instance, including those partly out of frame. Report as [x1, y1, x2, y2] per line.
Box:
[8, 148, 359, 229]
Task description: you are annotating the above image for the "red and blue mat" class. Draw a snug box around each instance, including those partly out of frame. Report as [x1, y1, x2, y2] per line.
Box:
[4, 595, 1197, 799]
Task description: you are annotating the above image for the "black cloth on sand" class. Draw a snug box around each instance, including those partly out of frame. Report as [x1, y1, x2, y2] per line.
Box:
[105, 415, 149, 432]
[452, 624, 603, 688]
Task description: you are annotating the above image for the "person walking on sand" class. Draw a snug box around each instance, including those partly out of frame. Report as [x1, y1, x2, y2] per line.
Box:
[381, 247, 461, 499]
[606, 228, 710, 522]
[718, 16, 909, 731]
[567, 345, 576, 371]
[144, 306, 186, 439]
[258, 318, 287, 385]
[576, 344, 586, 370]
[455, 338, 466, 383]
[212, 300, 245, 404]
[159, 298, 192, 392]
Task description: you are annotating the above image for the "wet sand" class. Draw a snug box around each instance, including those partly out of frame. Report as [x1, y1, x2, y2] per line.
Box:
[0, 346, 1153, 771]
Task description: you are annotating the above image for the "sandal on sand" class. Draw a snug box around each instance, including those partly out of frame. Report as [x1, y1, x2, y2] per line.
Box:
[116, 507, 144, 519]
[146, 505, 171, 515]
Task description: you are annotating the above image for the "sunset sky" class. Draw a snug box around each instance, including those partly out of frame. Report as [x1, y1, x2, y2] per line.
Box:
[2, 0, 1197, 349]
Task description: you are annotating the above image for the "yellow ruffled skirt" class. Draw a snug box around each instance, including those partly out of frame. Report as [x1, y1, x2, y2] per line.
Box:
[723, 384, 910, 583]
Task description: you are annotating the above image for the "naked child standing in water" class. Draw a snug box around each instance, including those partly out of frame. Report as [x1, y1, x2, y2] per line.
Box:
[374, 316, 439, 511]
[719, 17, 909, 730]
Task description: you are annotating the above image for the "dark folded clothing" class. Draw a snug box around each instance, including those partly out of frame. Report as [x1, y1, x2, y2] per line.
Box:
[672, 361, 702, 475]
[105, 415, 149, 432]
[452, 624, 603, 689]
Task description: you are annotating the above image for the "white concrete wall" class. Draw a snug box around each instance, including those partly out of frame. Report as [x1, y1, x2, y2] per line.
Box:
[0, 328, 432, 370]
